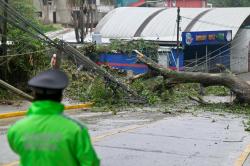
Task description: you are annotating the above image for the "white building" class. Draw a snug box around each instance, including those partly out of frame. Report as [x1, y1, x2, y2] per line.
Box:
[32, 0, 113, 25]
[95, 7, 250, 73]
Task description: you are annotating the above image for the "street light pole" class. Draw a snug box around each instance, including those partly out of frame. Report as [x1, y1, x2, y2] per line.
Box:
[176, 7, 180, 71]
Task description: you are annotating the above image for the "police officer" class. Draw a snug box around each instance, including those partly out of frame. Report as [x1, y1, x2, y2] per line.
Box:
[7, 69, 100, 166]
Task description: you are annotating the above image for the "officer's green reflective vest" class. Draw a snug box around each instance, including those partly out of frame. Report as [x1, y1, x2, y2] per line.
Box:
[7, 100, 100, 166]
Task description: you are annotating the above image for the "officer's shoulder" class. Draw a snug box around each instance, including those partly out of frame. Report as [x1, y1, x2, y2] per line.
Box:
[61, 115, 87, 130]
[8, 117, 32, 133]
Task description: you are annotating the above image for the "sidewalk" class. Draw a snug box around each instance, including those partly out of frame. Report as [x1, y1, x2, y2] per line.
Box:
[45, 28, 74, 39]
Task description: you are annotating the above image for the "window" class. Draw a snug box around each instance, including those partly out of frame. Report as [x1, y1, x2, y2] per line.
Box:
[37, 11, 42, 17]
[48, 0, 53, 6]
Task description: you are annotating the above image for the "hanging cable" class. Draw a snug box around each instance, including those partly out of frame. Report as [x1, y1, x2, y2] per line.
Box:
[184, 28, 246, 68]
[188, 38, 248, 72]
[0, 49, 53, 58]
[181, 16, 240, 29]
[184, 29, 246, 70]
[190, 33, 247, 70]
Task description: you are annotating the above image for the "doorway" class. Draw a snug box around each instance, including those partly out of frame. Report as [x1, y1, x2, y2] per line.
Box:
[53, 12, 56, 23]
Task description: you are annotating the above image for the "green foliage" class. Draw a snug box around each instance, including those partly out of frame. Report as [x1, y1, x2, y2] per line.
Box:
[206, 86, 230, 96]
[78, 43, 99, 62]
[0, 88, 15, 100]
[9, 0, 60, 33]
[108, 39, 159, 62]
[9, 0, 34, 18]
[0, 0, 51, 90]
[141, 89, 161, 104]
[63, 60, 126, 106]
[244, 120, 250, 131]
[131, 79, 164, 104]
[78, 39, 159, 62]
[39, 24, 61, 33]
[199, 103, 250, 114]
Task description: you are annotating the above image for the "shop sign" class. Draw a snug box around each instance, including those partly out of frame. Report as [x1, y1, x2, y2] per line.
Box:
[182, 30, 232, 46]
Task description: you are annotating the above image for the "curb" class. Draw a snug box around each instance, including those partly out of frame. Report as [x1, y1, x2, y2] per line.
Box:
[46, 28, 73, 39]
[235, 144, 250, 166]
[0, 102, 93, 119]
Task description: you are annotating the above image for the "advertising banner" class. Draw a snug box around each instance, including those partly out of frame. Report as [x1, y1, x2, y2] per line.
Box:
[182, 30, 232, 46]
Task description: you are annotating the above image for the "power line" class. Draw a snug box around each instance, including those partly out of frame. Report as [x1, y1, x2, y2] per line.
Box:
[187, 37, 248, 72]
[181, 16, 240, 29]
[0, 49, 52, 59]
[192, 34, 246, 69]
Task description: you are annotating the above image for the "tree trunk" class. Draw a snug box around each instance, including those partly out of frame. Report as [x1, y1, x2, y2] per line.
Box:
[90, 3, 94, 32]
[79, 5, 84, 43]
[134, 50, 250, 104]
[72, 11, 80, 43]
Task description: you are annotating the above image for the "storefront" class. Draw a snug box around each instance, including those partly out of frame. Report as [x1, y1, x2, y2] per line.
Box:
[181, 30, 232, 72]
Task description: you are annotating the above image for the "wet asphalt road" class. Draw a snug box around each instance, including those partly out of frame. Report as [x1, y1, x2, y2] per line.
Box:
[0, 107, 250, 166]
[94, 113, 250, 166]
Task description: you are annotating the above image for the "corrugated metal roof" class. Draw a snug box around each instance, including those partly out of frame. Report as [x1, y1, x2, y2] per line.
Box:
[140, 8, 208, 41]
[190, 8, 250, 38]
[95, 7, 250, 41]
[95, 7, 164, 38]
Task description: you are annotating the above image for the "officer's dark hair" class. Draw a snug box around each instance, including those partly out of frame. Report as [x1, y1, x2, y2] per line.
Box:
[33, 88, 63, 102]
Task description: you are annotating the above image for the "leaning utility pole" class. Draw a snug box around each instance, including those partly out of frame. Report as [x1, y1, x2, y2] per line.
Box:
[1, 0, 8, 56]
[0, 79, 34, 101]
[176, 7, 180, 71]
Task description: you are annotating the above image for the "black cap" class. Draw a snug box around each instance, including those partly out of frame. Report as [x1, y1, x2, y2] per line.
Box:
[28, 69, 69, 90]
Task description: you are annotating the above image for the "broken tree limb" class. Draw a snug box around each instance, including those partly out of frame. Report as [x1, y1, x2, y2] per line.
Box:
[62, 43, 145, 102]
[128, 71, 159, 84]
[134, 50, 250, 104]
[188, 96, 208, 105]
[0, 79, 33, 101]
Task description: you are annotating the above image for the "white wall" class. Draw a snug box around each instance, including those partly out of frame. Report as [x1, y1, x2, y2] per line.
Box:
[230, 28, 250, 73]
[158, 47, 171, 67]
[158, 54, 169, 67]
[55, 0, 72, 24]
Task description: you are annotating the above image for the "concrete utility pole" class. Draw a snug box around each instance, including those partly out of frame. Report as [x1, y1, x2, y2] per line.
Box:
[1, 0, 8, 56]
[0, 79, 34, 101]
[176, 7, 181, 71]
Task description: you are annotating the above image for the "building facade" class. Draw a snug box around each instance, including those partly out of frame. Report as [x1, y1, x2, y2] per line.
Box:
[33, 0, 104, 25]
[165, 0, 207, 8]
[95, 7, 250, 73]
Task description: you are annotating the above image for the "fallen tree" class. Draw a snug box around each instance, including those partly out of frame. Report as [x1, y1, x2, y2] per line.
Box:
[134, 50, 250, 104]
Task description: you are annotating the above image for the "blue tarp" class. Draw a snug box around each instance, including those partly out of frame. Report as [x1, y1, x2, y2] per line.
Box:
[168, 49, 184, 71]
[98, 53, 149, 74]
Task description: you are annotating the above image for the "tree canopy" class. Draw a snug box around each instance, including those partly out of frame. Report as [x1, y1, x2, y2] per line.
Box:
[0, 0, 51, 87]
